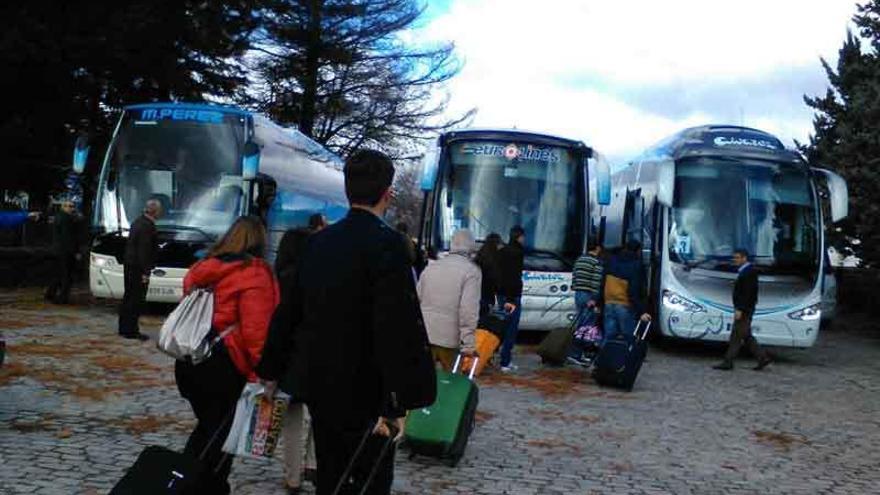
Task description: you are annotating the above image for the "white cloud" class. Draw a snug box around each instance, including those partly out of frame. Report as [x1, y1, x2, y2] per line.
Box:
[418, 0, 856, 161]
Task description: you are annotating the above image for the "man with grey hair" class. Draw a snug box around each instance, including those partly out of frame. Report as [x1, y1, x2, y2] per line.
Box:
[417, 229, 482, 371]
[118, 198, 163, 340]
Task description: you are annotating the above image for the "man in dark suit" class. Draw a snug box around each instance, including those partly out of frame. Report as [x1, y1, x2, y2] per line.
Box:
[118, 199, 162, 341]
[714, 248, 772, 370]
[257, 150, 436, 495]
[44, 198, 83, 304]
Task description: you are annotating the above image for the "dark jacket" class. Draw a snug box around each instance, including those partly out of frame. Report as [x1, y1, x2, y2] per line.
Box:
[52, 211, 81, 255]
[603, 251, 645, 316]
[124, 215, 158, 273]
[256, 209, 436, 420]
[497, 241, 525, 300]
[733, 264, 759, 314]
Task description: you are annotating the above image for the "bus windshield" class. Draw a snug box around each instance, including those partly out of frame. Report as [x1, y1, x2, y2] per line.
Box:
[668, 157, 819, 275]
[437, 140, 583, 271]
[94, 109, 247, 239]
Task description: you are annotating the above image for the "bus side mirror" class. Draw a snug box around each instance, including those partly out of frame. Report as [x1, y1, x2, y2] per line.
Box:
[72, 135, 90, 174]
[812, 167, 848, 222]
[592, 152, 612, 206]
[657, 160, 675, 207]
[420, 146, 440, 191]
[242, 141, 261, 180]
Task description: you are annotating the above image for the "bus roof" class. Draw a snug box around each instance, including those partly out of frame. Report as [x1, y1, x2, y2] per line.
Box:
[125, 102, 252, 116]
[439, 128, 592, 153]
[640, 125, 803, 163]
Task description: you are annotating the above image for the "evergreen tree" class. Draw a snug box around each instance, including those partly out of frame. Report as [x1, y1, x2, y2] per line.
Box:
[0, 1, 259, 203]
[253, 0, 473, 157]
[803, 1, 880, 264]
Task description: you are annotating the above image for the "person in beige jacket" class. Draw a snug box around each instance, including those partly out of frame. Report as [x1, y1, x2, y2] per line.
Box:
[417, 229, 482, 371]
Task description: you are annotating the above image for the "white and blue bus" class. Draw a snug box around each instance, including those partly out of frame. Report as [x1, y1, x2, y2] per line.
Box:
[418, 129, 610, 331]
[594, 125, 848, 347]
[76, 102, 347, 302]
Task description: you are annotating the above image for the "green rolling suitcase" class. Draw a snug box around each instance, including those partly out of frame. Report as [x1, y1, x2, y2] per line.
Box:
[404, 355, 479, 466]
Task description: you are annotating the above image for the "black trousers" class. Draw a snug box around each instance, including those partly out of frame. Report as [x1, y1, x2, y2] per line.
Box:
[45, 252, 76, 303]
[175, 343, 246, 495]
[724, 313, 769, 363]
[309, 405, 396, 495]
[118, 264, 148, 335]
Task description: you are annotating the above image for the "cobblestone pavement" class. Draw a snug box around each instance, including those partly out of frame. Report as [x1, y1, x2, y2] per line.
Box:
[1, 287, 879, 495]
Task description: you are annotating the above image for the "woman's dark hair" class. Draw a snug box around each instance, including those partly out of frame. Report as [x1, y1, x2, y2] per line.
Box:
[275, 227, 312, 278]
[475, 233, 502, 266]
[208, 216, 267, 260]
[344, 149, 395, 206]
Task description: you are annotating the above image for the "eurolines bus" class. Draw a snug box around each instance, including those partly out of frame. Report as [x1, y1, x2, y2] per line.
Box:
[594, 125, 848, 347]
[418, 129, 611, 331]
[72, 102, 347, 302]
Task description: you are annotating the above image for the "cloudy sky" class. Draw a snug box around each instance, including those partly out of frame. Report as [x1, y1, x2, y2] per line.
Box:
[417, 0, 857, 163]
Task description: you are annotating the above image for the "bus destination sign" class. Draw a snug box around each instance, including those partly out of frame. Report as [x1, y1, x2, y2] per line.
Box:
[460, 143, 561, 164]
[138, 108, 225, 124]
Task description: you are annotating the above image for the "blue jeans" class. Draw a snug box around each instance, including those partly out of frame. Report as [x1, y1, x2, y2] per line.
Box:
[602, 303, 636, 347]
[498, 296, 522, 367]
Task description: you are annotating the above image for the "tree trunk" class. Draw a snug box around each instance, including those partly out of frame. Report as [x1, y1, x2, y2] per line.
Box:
[299, 0, 323, 137]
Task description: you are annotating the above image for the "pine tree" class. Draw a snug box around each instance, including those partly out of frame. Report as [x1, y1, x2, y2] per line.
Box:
[803, 1, 880, 265]
[253, 0, 473, 157]
[0, 1, 259, 203]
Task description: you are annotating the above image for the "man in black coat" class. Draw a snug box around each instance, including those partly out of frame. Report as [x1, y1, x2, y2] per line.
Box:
[118, 199, 162, 341]
[714, 248, 772, 370]
[44, 198, 82, 304]
[257, 150, 436, 495]
[497, 225, 526, 372]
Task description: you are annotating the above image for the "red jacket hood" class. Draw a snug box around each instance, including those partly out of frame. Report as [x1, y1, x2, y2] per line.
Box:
[186, 257, 269, 290]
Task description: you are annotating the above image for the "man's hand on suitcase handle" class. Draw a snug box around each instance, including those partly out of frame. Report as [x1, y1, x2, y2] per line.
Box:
[374, 417, 405, 442]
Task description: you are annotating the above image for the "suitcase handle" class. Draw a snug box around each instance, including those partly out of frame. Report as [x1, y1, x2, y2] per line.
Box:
[452, 353, 478, 381]
[332, 422, 399, 495]
[633, 320, 652, 341]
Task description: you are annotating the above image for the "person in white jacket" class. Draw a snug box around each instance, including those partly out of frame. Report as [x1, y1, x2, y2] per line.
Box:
[417, 229, 482, 371]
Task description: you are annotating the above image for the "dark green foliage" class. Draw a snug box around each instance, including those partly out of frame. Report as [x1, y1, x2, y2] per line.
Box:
[802, 1, 880, 265]
[0, 1, 258, 205]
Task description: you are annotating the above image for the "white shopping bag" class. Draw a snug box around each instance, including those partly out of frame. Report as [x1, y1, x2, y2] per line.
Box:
[222, 382, 290, 459]
[157, 288, 215, 362]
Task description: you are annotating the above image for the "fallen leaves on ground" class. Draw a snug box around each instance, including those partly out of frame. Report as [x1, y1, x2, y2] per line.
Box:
[529, 408, 601, 424]
[526, 438, 583, 455]
[752, 430, 811, 452]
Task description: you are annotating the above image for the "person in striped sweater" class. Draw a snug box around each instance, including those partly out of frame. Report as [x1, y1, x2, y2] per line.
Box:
[567, 241, 604, 365]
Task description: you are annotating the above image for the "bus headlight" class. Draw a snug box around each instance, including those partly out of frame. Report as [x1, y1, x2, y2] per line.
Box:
[662, 290, 705, 313]
[91, 253, 116, 269]
[788, 303, 822, 321]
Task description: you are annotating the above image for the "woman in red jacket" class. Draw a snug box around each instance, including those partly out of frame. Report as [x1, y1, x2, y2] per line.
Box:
[175, 216, 279, 494]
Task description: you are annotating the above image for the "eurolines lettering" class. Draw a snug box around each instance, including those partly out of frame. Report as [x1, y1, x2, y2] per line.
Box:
[462, 143, 561, 164]
[713, 136, 777, 150]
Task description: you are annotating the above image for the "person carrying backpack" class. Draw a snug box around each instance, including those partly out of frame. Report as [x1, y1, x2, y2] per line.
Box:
[175, 216, 279, 494]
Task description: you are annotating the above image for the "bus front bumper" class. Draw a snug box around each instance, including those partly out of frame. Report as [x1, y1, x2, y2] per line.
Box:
[89, 253, 185, 303]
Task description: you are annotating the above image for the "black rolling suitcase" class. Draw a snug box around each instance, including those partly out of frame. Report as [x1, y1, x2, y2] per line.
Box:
[536, 308, 585, 365]
[109, 416, 231, 494]
[332, 423, 400, 495]
[593, 321, 651, 391]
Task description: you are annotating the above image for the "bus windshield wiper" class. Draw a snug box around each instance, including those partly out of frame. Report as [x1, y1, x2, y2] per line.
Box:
[526, 249, 573, 269]
[683, 256, 725, 272]
[159, 224, 216, 242]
